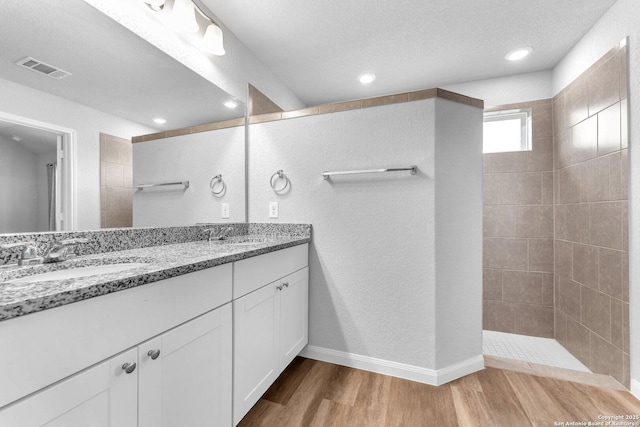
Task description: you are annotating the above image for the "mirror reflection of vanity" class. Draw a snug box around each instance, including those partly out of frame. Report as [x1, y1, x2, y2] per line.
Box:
[0, 0, 246, 234]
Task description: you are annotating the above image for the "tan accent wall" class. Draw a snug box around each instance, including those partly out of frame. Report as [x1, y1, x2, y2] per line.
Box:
[100, 133, 133, 228]
[482, 99, 555, 337]
[552, 45, 629, 386]
[248, 83, 283, 116]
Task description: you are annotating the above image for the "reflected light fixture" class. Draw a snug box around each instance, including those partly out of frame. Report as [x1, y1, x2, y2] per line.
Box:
[358, 73, 376, 84]
[168, 0, 199, 33]
[144, 0, 165, 11]
[224, 100, 238, 109]
[202, 21, 225, 56]
[153, 117, 167, 124]
[505, 46, 533, 61]
[143, 0, 226, 56]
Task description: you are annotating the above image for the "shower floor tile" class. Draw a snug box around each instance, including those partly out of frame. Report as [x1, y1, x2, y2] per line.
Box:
[483, 330, 591, 373]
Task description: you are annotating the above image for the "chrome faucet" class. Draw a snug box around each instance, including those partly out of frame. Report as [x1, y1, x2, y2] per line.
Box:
[0, 242, 43, 266]
[43, 238, 89, 263]
[204, 227, 234, 241]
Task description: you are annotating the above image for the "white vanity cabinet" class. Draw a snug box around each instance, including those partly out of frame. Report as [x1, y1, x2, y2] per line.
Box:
[233, 244, 309, 425]
[138, 304, 232, 427]
[0, 348, 139, 427]
[0, 264, 233, 426]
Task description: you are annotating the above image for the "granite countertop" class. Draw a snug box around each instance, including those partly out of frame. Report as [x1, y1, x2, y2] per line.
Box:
[0, 235, 309, 322]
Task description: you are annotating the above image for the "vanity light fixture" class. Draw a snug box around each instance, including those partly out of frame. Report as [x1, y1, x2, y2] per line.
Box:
[144, 0, 165, 11]
[358, 73, 376, 84]
[224, 100, 238, 109]
[168, 0, 199, 33]
[505, 46, 533, 61]
[143, 0, 226, 56]
[153, 117, 167, 124]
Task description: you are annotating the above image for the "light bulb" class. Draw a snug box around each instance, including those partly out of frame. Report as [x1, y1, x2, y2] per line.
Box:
[202, 23, 225, 55]
[169, 0, 199, 33]
[505, 47, 533, 61]
[358, 73, 376, 84]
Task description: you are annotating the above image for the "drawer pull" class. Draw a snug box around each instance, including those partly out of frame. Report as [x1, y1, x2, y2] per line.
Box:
[121, 362, 137, 374]
[147, 349, 161, 360]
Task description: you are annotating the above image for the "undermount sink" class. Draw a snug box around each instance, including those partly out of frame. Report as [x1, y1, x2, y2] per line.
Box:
[9, 263, 149, 284]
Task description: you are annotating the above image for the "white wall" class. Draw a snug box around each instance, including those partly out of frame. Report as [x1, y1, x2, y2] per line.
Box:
[434, 99, 483, 369]
[248, 98, 482, 382]
[0, 78, 155, 230]
[133, 126, 245, 226]
[550, 0, 640, 396]
[442, 70, 553, 107]
[82, 0, 305, 111]
[0, 135, 38, 233]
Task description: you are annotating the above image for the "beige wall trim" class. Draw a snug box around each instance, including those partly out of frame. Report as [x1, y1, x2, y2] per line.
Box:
[248, 83, 284, 116]
[248, 87, 483, 125]
[132, 117, 245, 143]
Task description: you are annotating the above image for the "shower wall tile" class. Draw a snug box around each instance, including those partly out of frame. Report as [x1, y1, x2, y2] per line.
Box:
[553, 45, 629, 386]
[599, 248, 623, 300]
[566, 316, 591, 367]
[514, 304, 554, 337]
[501, 173, 542, 205]
[528, 239, 553, 272]
[598, 102, 621, 155]
[502, 271, 542, 304]
[558, 275, 581, 321]
[565, 76, 589, 128]
[572, 116, 598, 163]
[588, 54, 620, 116]
[482, 99, 554, 337]
[483, 268, 502, 300]
[581, 287, 611, 340]
[580, 156, 609, 202]
[611, 298, 624, 350]
[590, 333, 623, 384]
[100, 133, 133, 229]
[573, 243, 599, 289]
[515, 206, 553, 238]
[483, 205, 515, 237]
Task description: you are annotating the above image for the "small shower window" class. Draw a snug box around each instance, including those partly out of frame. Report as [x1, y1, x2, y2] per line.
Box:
[483, 108, 532, 153]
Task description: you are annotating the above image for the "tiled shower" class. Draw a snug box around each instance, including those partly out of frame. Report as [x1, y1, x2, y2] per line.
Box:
[483, 43, 629, 386]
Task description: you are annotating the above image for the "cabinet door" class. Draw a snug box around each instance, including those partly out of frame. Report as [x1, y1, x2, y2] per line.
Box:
[0, 348, 138, 427]
[233, 283, 279, 425]
[138, 304, 233, 427]
[279, 267, 309, 372]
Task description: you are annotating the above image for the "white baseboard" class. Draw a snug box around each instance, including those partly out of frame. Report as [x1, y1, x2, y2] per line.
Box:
[299, 345, 484, 386]
[631, 379, 640, 400]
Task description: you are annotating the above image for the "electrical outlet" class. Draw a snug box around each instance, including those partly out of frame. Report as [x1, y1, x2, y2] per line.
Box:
[221, 203, 230, 219]
[269, 202, 279, 219]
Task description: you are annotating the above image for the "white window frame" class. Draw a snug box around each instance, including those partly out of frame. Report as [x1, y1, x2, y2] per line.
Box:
[483, 107, 532, 153]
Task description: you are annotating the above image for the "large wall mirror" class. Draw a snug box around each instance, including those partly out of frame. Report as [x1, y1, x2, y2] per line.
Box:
[0, 0, 246, 234]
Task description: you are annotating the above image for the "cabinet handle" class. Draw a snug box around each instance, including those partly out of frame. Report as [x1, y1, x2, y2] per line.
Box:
[283, 282, 289, 288]
[121, 362, 137, 374]
[147, 349, 161, 360]
[276, 285, 283, 291]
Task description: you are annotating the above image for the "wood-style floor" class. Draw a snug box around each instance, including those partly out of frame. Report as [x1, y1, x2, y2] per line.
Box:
[239, 357, 640, 427]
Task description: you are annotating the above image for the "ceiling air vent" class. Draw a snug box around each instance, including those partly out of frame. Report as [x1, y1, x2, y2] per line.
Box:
[15, 57, 71, 80]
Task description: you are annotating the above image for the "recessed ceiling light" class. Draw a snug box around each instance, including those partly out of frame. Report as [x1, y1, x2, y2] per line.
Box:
[505, 47, 533, 61]
[153, 117, 167, 124]
[11, 135, 22, 142]
[224, 100, 238, 109]
[358, 73, 376, 84]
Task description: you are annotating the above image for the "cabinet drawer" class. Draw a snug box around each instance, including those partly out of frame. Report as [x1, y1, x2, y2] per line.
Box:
[0, 264, 232, 409]
[233, 244, 308, 299]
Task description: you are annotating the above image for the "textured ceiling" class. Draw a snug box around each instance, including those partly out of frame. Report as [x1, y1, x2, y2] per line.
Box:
[206, 0, 617, 106]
